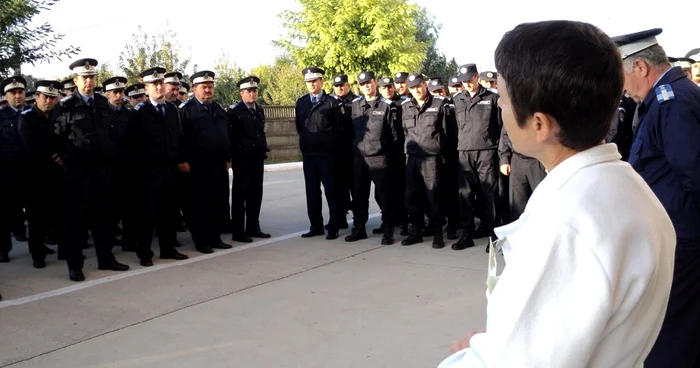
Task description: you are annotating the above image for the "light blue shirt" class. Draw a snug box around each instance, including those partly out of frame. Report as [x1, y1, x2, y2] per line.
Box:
[78, 91, 94, 104]
[310, 91, 325, 103]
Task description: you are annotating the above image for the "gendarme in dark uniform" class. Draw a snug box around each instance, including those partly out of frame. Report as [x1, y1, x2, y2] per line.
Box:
[346, 71, 399, 245]
[452, 64, 502, 248]
[330, 74, 356, 229]
[227, 76, 271, 243]
[0, 76, 29, 264]
[400, 73, 448, 249]
[126, 67, 188, 266]
[179, 70, 233, 253]
[613, 29, 700, 368]
[52, 58, 129, 281]
[295, 67, 342, 239]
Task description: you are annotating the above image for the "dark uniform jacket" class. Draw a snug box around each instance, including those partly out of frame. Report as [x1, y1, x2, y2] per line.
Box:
[294, 92, 341, 156]
[126, 100, 181, 166]
[606, 95, 637, 161]
[350, 96, 398, 157]
[18, 106, 55, 166]
[452, 86, 502, 151]
[0, 105, 27, 160]
[178, 98, 230, 165]
[51, 91, 113, 167]
[108, 105, 130, 165]
[629, 67, 700, 242]
[400, 94, 448, 157]
[227, 101, 269, 160]
[331, 92, 356, 147]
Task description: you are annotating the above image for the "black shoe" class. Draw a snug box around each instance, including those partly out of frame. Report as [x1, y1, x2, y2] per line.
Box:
[33, 260, 46, 269]
[302, 229, 324, 238]
[344, 225, 367, 242]
[43, 245, 56, 255]
[232, 234, 253, 243]
[485, 243, 491, 253]
[452, 235, 475, 250]
[0, 252, 8, 263]
[326, 231, 339, 240]
[121, 244, 137, 252]
[421, 227, 434, 237]
[212, 241, 233, 249]
[401, 233, 423, 246]
[173, 240, 183, 248]
[161, 250, 188, 260]
[98, 260, 130, 271]
[14, 233, 28, 242]
[446, 226, 458, 240]
[196, 247, 214, 254]
[81, 240, 90, 249]
[381, 227, 394, 245]
[372, 223, 385, 235]
[0, 292, 2, 301]
[69, 269, 85, 282]
[433, 233, 445, 249]
[399, 223, 410, 237]
[140, 259, 154, 267]
[58, 254, 85, 261]
[247, 230, 271, 239]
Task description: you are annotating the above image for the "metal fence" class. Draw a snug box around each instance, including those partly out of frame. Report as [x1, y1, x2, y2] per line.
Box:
[264, 106, 295, 120]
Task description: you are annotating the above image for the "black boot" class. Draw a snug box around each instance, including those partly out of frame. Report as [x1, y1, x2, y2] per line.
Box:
[372, 223, 385, 235]
[432, 231, 445, 249]
[452, 233, 475, 250]
[344, 224, 368, 242]
[421, 226, 434, 237]
[446, 224, 458, 240]
[401, 225, 423, 246]
[399, 222, 410, 236]
[381, 226, 394, 245]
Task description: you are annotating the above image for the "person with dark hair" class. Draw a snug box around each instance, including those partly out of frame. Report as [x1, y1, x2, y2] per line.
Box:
[614, 30, 700, 368]
[439, 21, 674, 367]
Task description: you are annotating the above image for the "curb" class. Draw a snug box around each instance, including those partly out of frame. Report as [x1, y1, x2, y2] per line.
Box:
[263, 161, 303, 172]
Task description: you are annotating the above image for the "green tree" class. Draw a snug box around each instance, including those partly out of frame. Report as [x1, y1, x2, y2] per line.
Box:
[96, 63, 115, 86]
[212, 52, 247, 107]
[276, 0, 428, 83]
[251, 56, 306, 106]
[0, 0, 80, 77]
[416, 9, 458, 81]
[117, 23, 194, 84]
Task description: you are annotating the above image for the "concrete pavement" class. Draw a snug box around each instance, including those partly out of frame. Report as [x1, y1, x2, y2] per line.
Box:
[0, 168, 495, 368]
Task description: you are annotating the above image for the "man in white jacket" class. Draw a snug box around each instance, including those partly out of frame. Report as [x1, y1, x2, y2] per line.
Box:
[438, 20, 676, 368]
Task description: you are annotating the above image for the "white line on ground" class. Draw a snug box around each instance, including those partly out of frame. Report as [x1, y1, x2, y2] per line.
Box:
[0, 213, 379, 309]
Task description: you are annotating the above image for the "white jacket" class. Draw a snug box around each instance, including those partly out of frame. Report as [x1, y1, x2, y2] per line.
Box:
[439, 144, 675, 368]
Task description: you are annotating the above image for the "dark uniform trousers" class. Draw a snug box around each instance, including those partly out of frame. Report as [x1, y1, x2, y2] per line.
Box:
[61, 165, 114, 270]
[645, 240, 700, 368]
[134, 165, 178, 260]
[187, 161, 229, 247]
[391, 150, 408, 225]
[111, 163, 130, 232]
[352, 155, 393, 226]
[24, 160, 53, 261]
[405, 155, 442, 229]
[443, 151, 460, 228]
[303, 155, 339, 232]
[496, 172, 510, 226]
[0, 159, 27, 254]
[231, 157, 265, 235]
[509, 154, 546, 221]
[334, 142, 354, 225]
[458, 149, 498, 232]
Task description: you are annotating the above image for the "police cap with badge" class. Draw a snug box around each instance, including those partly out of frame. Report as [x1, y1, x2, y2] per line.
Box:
[427, 77, 445, 92]
[613, 29, 674, 103]
[684, 48, 700, 64]
[378, 77, 394, 87]
[332, 74, 349, 86]
[25, 91, 36, 103]
[190, 70, 216, 85]
[669, 57, 696, 70]
[407, 73, 426, 88]
[448, 76, 461, 87]
[179, 82, 190, 95]
[102, 76, 128, 92]
[394, 72, 409, 83]
[35, 80, 62, 97]
[68, 58, 99, 76]
[1, 76, 27, 94]
[164, 71, 183, 85]
[357, 71, 375, 84]
[140, 67, 166, 83]
[61, 78, 76, 93]
[479, 71, 498, 82]
[457, 64, 478, 82]
[126, 83, 146, 98]
[302, 67, 324, 82]
[237, 76, 260, 90]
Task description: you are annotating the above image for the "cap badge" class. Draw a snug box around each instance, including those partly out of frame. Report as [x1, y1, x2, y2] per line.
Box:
[408, 75, 416, 81]
[452, 78, 458, 83]
[359, 73, 366, 80]
[48, 86, 55, 92]
[84, 62, 91, 70]
[395, 73, 401, 78]
[487, 72, 493, 78]
[335, 77, 341, 82]
[384, 78, 390, 83]
[432, 81, 438, 86]
[460, 67, 467, 74]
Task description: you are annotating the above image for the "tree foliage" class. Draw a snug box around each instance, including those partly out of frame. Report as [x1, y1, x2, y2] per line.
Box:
[212, 52, 246, 107]
[117, 23, 194, 85]
[416, 9, 459, 82]
[251, 56, 306, 106]
[276, 0, 428, 83]
[0, 0, 80, 77]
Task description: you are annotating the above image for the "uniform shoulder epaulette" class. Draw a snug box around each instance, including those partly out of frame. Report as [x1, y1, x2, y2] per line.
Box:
[399, 95, 409, 100]
[330, 94, 340, 100]
[133, 102, 145, 111]
[381, 98, 392, 105]
[401, 99, 412, 105]
[352, 96, 363, 103]
[433, 95, 445, 100]
[655, 84, 675, 103]
[453, 90, 464, 98]
[61, 95, 73, 103]
[178, 99, 190, 108]
[21, 108, 33, 115]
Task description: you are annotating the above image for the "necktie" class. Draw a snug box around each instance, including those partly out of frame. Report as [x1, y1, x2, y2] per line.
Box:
[158, 104, 165, 117]
[311, 96, 317, 105]
[87, 97, 93, 107]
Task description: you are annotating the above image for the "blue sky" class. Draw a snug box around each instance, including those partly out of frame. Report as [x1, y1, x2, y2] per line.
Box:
[22, 0, 697, 79]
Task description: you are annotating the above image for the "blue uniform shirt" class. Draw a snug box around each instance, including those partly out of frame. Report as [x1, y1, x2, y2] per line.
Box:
[629, 66, 700, 242]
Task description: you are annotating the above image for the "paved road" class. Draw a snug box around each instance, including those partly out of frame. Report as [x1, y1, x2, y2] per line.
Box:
[0, 168, 494, 368]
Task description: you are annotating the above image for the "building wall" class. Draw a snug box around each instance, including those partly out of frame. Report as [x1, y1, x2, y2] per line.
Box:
[264, 106, 300, 162]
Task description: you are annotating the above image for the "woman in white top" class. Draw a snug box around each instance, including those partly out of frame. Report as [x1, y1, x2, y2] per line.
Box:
[438, 20, 676, 368]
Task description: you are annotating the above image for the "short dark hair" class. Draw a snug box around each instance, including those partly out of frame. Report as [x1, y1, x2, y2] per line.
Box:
[494, 21, 623, 150]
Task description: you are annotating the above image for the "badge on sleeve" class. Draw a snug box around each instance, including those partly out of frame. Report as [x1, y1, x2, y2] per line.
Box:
[655, 84, 675, 104]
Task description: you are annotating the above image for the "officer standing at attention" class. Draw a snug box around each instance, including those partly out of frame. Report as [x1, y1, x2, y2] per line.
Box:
[53, 58, 130, 281]
[346, 71, 398, 245]
[295, 67, 342, 240]
[24, 91, 35, 107]
[668, 57, 695, 81]
[18, 80, 63, 268]
[685, 48, 700, 86]
[479, 71, 499, 93]
[125, 67, 188, 266]
[179, 82, 190, 102]
[330, 74, 355, 229]
[451, 64, 502, 250]
[126, 83, 147, 107]
[103, 76, 129, 243]
[179, 70, 233, 253]
[227, 76, 271, 243]
[448, 77, 463, 95]
[401, 73, 449, 249]
[0, 76, 30, 263]
[164, 71, 183, 104]
[613, 28, 700, 368]
[394, 72, 411, 98]
[62, 79, 76, 95]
